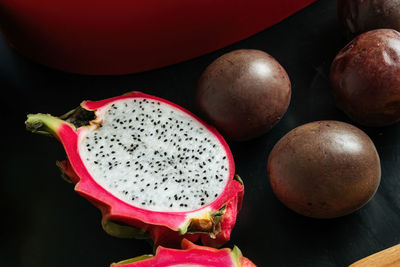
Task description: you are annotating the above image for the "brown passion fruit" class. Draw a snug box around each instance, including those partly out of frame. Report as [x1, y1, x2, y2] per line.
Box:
[330, 29, 400, 127]
[267, 120, 381, 219]
[195, 49, 291, 141]
[337, 0, 400, 39]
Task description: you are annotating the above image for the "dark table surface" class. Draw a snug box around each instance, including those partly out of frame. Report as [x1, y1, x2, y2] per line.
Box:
[2, 0, 400, 266]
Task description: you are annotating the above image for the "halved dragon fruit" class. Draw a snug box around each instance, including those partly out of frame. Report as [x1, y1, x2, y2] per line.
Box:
[25, 91, 244, 248]
[111, 239, 256, 267]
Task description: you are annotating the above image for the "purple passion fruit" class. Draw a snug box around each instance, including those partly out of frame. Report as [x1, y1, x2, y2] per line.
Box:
[337, 0, 400, 39]
[330, 29, 400, 127]
[268, 121, 381, 219]
[195, 49, 291, 141]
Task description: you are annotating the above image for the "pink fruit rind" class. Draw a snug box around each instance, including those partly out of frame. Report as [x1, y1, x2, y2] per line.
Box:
[111, 239, 256, 267]
[26, 91, 244, 247]
[201, 183, 243, 247]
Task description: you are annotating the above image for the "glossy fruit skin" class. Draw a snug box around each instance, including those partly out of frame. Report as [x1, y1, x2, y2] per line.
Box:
[268, 121, 381, 219]
[0, 0, 317, 75]
[196, 49, 291, 141]
[330, 29, 400, 127]
[337, 0, 400, 39]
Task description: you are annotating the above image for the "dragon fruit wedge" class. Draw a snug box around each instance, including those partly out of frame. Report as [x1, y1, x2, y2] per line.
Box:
[25, 91, 244, 248]
[111, 239, 256, 267]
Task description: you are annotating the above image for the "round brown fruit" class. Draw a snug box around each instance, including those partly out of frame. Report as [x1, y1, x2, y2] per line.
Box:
[267, 120, 381, 219]
[330, 29, 400, 127]
[337, 0, 400, 39]
[195, 49, 291, 141]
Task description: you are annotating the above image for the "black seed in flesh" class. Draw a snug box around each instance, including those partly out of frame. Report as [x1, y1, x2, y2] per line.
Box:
[79, 98, 230, 212]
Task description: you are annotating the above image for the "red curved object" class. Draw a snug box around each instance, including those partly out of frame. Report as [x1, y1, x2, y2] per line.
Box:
[0, 0, 317, 75]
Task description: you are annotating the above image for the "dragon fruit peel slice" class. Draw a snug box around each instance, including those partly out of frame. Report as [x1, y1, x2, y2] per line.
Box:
[111, 239, 256, 267]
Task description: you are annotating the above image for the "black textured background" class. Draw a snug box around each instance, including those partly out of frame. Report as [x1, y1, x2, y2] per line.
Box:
[1, 0, 400, 266]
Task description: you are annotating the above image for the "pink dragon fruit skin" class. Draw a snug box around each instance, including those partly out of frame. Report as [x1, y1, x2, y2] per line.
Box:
[111, 239, 256, 267]
[25, 91, 244, 248]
